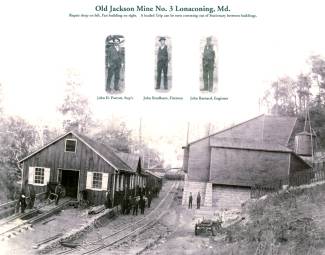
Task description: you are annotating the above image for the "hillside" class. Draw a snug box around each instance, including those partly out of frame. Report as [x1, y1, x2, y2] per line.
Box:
[216, 182, 325, 255]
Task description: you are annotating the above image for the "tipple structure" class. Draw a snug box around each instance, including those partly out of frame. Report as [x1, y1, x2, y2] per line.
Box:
[182, 115, 312, 209]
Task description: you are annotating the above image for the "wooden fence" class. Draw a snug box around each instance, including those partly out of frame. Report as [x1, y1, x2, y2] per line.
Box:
[250, 169, 325, 199]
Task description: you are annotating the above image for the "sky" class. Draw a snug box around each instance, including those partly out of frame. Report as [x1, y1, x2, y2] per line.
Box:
[0, 0, 325, 166]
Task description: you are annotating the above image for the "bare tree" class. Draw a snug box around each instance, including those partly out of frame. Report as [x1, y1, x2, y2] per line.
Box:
[58, 70, 93, 133]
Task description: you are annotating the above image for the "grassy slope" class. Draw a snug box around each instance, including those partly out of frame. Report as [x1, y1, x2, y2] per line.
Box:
[215, 182, 325, 255]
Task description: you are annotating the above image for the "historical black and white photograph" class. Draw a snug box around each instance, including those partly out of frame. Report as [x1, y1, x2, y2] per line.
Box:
[200, 36, 218, 93]
[105, 35, 125, 93]
[155, 36, 172, 91]
[1, 0, 325, 255]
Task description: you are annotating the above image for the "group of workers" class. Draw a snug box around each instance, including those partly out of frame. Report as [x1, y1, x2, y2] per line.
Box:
[105, 186, 161, 216]
[188, 191, 201, 209]
[15, 181, 162, 216]
[121, 191, 152, 216]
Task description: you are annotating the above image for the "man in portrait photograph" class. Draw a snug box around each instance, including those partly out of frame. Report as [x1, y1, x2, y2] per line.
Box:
[202, 37, 216, 92]
[156, 37, 169, 90]
[106, 35, 124, 92]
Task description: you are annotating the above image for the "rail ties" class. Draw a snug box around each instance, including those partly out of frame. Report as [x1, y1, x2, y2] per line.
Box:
[56, 181, 179, 255]
[0, 199, 72, 241]
[0, 192, 47, 220]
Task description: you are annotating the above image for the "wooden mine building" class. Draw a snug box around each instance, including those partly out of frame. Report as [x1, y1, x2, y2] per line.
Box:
[18, 131, 150, 206]
[182, 115, 312, 209]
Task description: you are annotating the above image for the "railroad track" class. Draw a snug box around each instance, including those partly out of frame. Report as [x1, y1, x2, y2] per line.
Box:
[0, 192, 47, 221]
[0, 199, 73, 240]
[0, 208, 38, 227]
[55, 181, 179, 255]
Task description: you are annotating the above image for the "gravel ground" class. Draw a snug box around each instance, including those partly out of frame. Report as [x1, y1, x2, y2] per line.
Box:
[47, 181, 176, 255]
[2, 181, 218, 255]
[1, 206, 92, 255]
[141, 194, 222, 255]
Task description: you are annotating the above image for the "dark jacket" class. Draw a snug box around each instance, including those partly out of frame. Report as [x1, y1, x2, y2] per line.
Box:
[203, 45, 215, 67]
[28, 185, 36, 198]
[139, 197, 145, 208]
[19, 194, 27, 207]
[158, 45, 168, 63]
[105, 194, 112, 209]
[107, 45, 122, 66]
[132, 197, 138, 208]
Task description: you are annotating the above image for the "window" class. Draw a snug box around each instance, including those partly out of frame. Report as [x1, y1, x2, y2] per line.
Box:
[92, 172, 103, 189]
[29, 167, 50, 185]
[34, 167, 45, 184]
[86, 172, 108, 191]
[65, 139, 77, 152]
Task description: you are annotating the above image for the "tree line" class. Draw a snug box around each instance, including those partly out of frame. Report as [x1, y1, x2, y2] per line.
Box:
[0, 75, 163, 204]
[262, 55, 325, 149]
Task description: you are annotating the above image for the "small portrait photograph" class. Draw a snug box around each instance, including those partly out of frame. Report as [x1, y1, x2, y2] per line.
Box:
[200, 36, 218, 93]
[105, 35, 125, 93]
[155, 36, 172, 91]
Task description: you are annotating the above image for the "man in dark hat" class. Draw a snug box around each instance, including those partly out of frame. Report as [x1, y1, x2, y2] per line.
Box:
[197, 192, 201, 209]
[106, 36, 123, 92]
[126, 196, 131, 214]
[19, 192, 27, 213]
[188, 192, 193, 209]
[156, 37, 169, 90]
[139, 195, 145, 214]
[202, 37, 215, 92]
[105, 191, 112, 209]
[132, 196, 139, 216]
[147, 191, 152, 208]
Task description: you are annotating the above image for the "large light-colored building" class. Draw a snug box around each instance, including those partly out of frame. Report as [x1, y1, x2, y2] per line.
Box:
[182, 115, 311, 209]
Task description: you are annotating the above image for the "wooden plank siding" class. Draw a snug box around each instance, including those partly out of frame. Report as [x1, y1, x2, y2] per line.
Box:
[209, 147, 290, 187]
[187, 138, 211, 182]
[289, 153, 311, 174]
[21, 133, 116, 205]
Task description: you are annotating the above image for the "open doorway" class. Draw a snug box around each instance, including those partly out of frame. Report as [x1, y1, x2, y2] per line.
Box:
[58, 169, 79, 198]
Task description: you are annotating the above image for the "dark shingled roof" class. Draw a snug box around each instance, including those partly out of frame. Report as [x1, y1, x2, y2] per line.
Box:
[210, 137, 292, 153]
[261, 115, 297, 145]
[213, 115, 297, 146]
[145, 170, 163, 179]
[116, 151, 141, 171]
[189, 115, 298, 147]
[75, 133, 133, 172]
[19, 131, 134, 172]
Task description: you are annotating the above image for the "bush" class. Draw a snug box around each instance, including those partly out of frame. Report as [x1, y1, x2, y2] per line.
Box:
[222, 184, 325, 254]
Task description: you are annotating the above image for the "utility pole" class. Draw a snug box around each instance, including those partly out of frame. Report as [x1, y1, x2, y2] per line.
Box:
[139, 118, 142, 155]
[186, 122, 190, 145]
